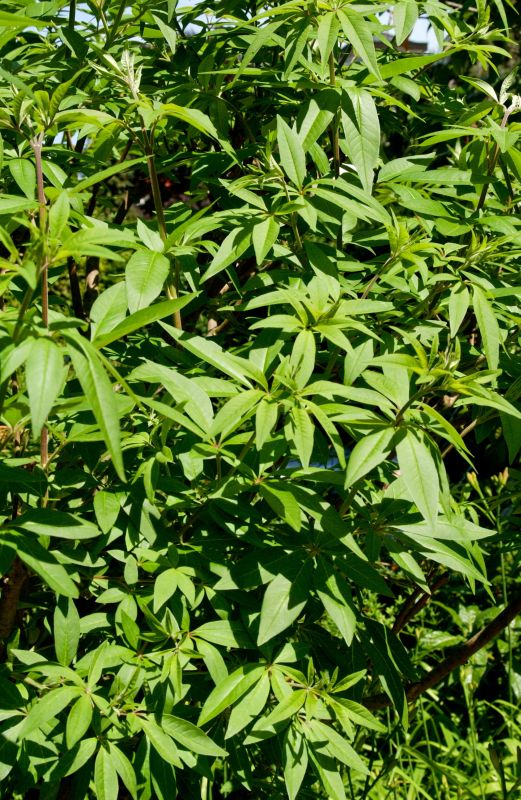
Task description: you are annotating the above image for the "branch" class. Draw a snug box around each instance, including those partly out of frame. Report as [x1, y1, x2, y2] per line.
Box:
[392, 574, 450, 635]
[365, 592, 521, 710]
[0, 557, 27, 659]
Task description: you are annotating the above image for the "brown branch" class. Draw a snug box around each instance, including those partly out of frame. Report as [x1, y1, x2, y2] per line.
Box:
[365, 592, 521, 710]
[67, 257, 85, 319]
[392, 574, 450, 635]
[0, 557, 27, 659]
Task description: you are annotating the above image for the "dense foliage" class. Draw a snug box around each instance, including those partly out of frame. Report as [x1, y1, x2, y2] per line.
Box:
[1, 0, 521, 797]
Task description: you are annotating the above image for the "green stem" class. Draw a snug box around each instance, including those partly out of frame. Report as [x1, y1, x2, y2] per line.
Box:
[328, 51, 343, 251]
[31, 134, 49, 472]
[106, 0, 126, 47]
[145, 148, 182, 329]
[476, 107, 510, 212]
[328, 53, 340, 180]
[68, 0, 76, 30]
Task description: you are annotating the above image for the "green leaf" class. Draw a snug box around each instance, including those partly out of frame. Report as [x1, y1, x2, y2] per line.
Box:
[255, 399, 279, 450]
[448, 284, 470, 338]
[16, 537, 78, 597]
[162, 323, 267, 389]
[198, 664, 266, 726]
[289, 407, 315, 469]
[25, 338, 64, 438]
[338, 9, 381, 80]
[473, 285, 500, 371]
[298, 89, 338, 150]
[162, 715, 227, 757]
[93, 492, 121, 535]
[137, 719, 182, 767]
[160, 103, 222, 142]
[90, 283, 128, 341]
[15, 509, 99, 540]
[66, 694, 93, 749]
[0, 11, 46, 27]
[0, 195, 37, 215]
[67, 336, 125, 481]
[108, 744, 138, 800]
[150, 748, 177, 800]
[9, 158, 35, 199]
[153, 14, 177, 55]
[308, 745, 347, 800]
[201, 226, 252, 282]
[94, 747, 119, 800]
[290, 329, 316, 388]
[18, 686, 81, 739]
[69, 157, 146, 194]
[193, 620, 252, 648]
[307, 719, 369, 774]
[341, 89, 380, 194]
[259, 482, 302, 531]
[283, 725, 309, 800]
[257, 561, 311, 645]
[314, 559, 357, 646]
[48, 191, 71, 239]
[316, 11, 340, 69]
[277, 115, 306, 188]
[345, 428, 396, 487]
[396, 431, 439, 526]
[225, 673, 270, 739]
[261, 689, 306, 728]
[329, 697, 386, 733]
[252, 216, 280, 264]
[393, 0, 419, 46]
[54, 596, 80, 666]
[93, 296, 193, 348]
[234, 19, 285, 79]
[125, 249, 171, 314]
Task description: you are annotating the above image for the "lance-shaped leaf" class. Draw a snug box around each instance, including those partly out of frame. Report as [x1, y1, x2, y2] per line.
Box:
[338, 9, 381, 80]
[341, 89, 380, 193]
[473, 285, 500, 371]
[125, 249, 171, 313]
[396, 431, 439, 526]
[393, 0, 419, 46]
[345, 428, 396, 487]
[25, 338, 64, 439]
[198, 664, 266, 726]
[66, 335, 125, 480]
[257, 559, 312, 645]
[277, 116, 306, 188]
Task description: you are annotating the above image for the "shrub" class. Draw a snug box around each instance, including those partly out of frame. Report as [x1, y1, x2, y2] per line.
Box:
[0, 1, 520, 797]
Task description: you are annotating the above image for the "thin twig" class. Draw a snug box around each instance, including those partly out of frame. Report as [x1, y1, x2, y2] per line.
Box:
[365, 592, 521, 709]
